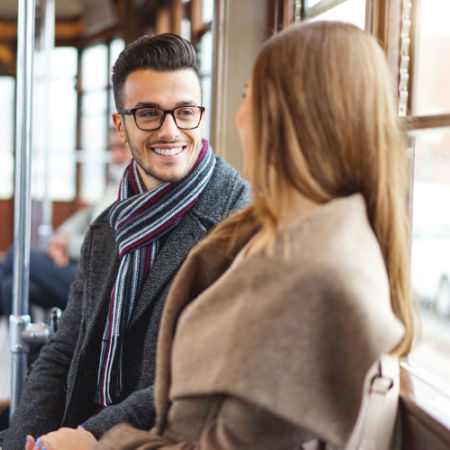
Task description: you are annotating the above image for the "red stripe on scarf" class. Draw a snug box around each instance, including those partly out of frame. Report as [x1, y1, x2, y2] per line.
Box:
[143, 243, 152, 280]
[120, 198, 199, 257]
[117, 182, 173, 230]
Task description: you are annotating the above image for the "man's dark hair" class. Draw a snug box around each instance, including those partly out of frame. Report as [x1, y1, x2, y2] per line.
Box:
[112, 33, 200, 110]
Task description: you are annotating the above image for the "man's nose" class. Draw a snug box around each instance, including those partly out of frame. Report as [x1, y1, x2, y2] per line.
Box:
[158, 112, 179, 138]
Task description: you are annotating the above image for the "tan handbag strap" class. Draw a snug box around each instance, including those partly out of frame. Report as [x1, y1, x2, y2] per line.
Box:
[302, 355, 399, 450]
[344, 354, 399, 450]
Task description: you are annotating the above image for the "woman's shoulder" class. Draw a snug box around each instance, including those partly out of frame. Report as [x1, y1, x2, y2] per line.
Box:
[285, 194, 388, 292]
[169, 194, 404, 446]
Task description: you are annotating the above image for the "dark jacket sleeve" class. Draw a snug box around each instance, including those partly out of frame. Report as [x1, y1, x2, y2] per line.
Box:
[0, 233, 90, 450]
[82, 386, 155, 439]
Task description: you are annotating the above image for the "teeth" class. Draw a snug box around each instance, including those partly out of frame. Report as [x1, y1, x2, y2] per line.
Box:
[152, 147, 183, 156]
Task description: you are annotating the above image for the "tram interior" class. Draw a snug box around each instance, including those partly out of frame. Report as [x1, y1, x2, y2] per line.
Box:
[0, 0, 450, 448]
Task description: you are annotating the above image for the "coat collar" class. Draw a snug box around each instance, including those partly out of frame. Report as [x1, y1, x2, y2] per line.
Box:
[153, 223, 255, 432]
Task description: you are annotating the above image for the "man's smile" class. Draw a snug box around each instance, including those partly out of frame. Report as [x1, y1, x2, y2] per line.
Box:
[150, 145, 186, 157]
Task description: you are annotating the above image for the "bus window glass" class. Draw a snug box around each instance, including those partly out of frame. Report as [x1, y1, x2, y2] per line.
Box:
[33, 47, 77, 201]
[197, 0, 214, 142]
[50, 46, 77, 78]
[0, 76, 14, 198]
[199, 30, 213, 141]
[81, 43, 109, 203]
[409, 129, 450, 393]
[81, 112, 107, 203]
[109, 39, 124, 126]
[202, 0, 214, 22]
[304, 0, 322, 7]
[109, 38, 125, 72]
[414, 0, 450, 115]
[309, 0, 366, 30]
[82, 44, 108, 91]
[82, 90, 108, 116]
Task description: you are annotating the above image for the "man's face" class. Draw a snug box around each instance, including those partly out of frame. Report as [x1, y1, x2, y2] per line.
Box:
[113, 68, 204, 190]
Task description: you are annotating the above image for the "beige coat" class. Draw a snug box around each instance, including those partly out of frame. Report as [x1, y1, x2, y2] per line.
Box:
[97, 194, 404, 450]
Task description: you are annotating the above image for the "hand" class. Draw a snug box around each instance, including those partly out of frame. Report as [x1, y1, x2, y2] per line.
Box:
[24, 427, 97, 450]
[47, 234, 70, 267]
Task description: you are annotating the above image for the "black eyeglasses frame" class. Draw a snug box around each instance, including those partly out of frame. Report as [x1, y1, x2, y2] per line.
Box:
[117, 105, 205, 131]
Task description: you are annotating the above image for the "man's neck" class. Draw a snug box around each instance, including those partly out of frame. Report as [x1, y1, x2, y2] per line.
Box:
[136, 164, 163, 191]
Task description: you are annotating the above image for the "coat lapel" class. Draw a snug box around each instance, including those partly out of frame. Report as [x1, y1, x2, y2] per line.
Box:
[63, 222, 120, 424]
[85, 225, 120, 336]
[127, 210, 209, 329]
[153, 228, 256, 432]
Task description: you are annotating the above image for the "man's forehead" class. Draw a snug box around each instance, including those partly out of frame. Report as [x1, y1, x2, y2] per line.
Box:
[122, 68, 201, 104]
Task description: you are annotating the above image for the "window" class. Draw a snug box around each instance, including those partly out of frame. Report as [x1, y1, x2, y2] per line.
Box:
[406, 0, 450, 396]
[80, 44, 109, 203]
[0, 76, 15, 198]
[109, 38, 125, 118]
[197, 0, 214, 141]
[33, 47, 78, 201]
[80, 38, 125, 204]
[307, 0, 366, 29]
[413, 0, 450, 115]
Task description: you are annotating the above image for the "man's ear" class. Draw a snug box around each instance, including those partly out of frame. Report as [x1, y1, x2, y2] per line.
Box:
[112, 113, 127, 143]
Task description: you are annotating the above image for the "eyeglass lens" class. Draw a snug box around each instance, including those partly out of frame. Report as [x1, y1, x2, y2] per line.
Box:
[135, 106, 202, 130]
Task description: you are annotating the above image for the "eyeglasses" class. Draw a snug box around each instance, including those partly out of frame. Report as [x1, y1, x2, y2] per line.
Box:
[118, 105, 205, 131]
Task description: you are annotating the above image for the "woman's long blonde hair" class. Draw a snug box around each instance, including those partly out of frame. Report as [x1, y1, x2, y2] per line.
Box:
[209, 21, 413, 356]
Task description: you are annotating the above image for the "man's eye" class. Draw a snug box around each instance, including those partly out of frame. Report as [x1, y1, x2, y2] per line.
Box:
[138, 108, 159, 118]
[177, 108, 195, 117]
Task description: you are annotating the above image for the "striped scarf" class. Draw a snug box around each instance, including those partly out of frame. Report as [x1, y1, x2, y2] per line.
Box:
[96, 140, 216, 406]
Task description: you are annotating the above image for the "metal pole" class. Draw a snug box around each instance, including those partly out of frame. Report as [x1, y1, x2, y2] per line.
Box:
[9, 0, 36, 418]
[38, 0, 55, 249]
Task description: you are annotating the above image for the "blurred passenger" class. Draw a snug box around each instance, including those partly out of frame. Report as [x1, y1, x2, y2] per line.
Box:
[1, 33, 250, 449]
[0, 129, 131, 319]
[28, 21, 414, 450]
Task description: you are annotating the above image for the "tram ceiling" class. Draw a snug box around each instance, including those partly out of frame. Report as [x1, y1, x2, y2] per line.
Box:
[0, 0, 193, 75]
[0, 0, 121, 40]
[0, 0, 120, 74]
[0, 0, 188, 42]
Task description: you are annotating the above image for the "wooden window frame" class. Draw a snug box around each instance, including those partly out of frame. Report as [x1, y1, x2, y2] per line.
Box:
[269, 0, 294, 35]
[400, 367, 450, 449]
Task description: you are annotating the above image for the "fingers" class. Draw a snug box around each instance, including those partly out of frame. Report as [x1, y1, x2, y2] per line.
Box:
[24, 435, 47, 450]
[24, 435, 35, 450]
[26, 427, 98, 450]
[35, 437, 47, 450]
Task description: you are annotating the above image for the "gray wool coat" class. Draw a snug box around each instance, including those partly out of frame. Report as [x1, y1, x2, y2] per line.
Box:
[0, 157, 250, 450]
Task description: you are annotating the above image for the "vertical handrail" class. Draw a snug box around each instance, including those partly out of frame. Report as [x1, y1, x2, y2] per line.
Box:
[9, 0, 36, 418]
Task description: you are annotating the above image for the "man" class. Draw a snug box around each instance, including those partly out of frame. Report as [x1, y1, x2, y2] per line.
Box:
[0, 129, 131, 318]
[0, 33, 250, 449]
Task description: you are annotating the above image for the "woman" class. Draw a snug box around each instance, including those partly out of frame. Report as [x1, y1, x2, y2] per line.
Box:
[28, 20, 413, 450]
